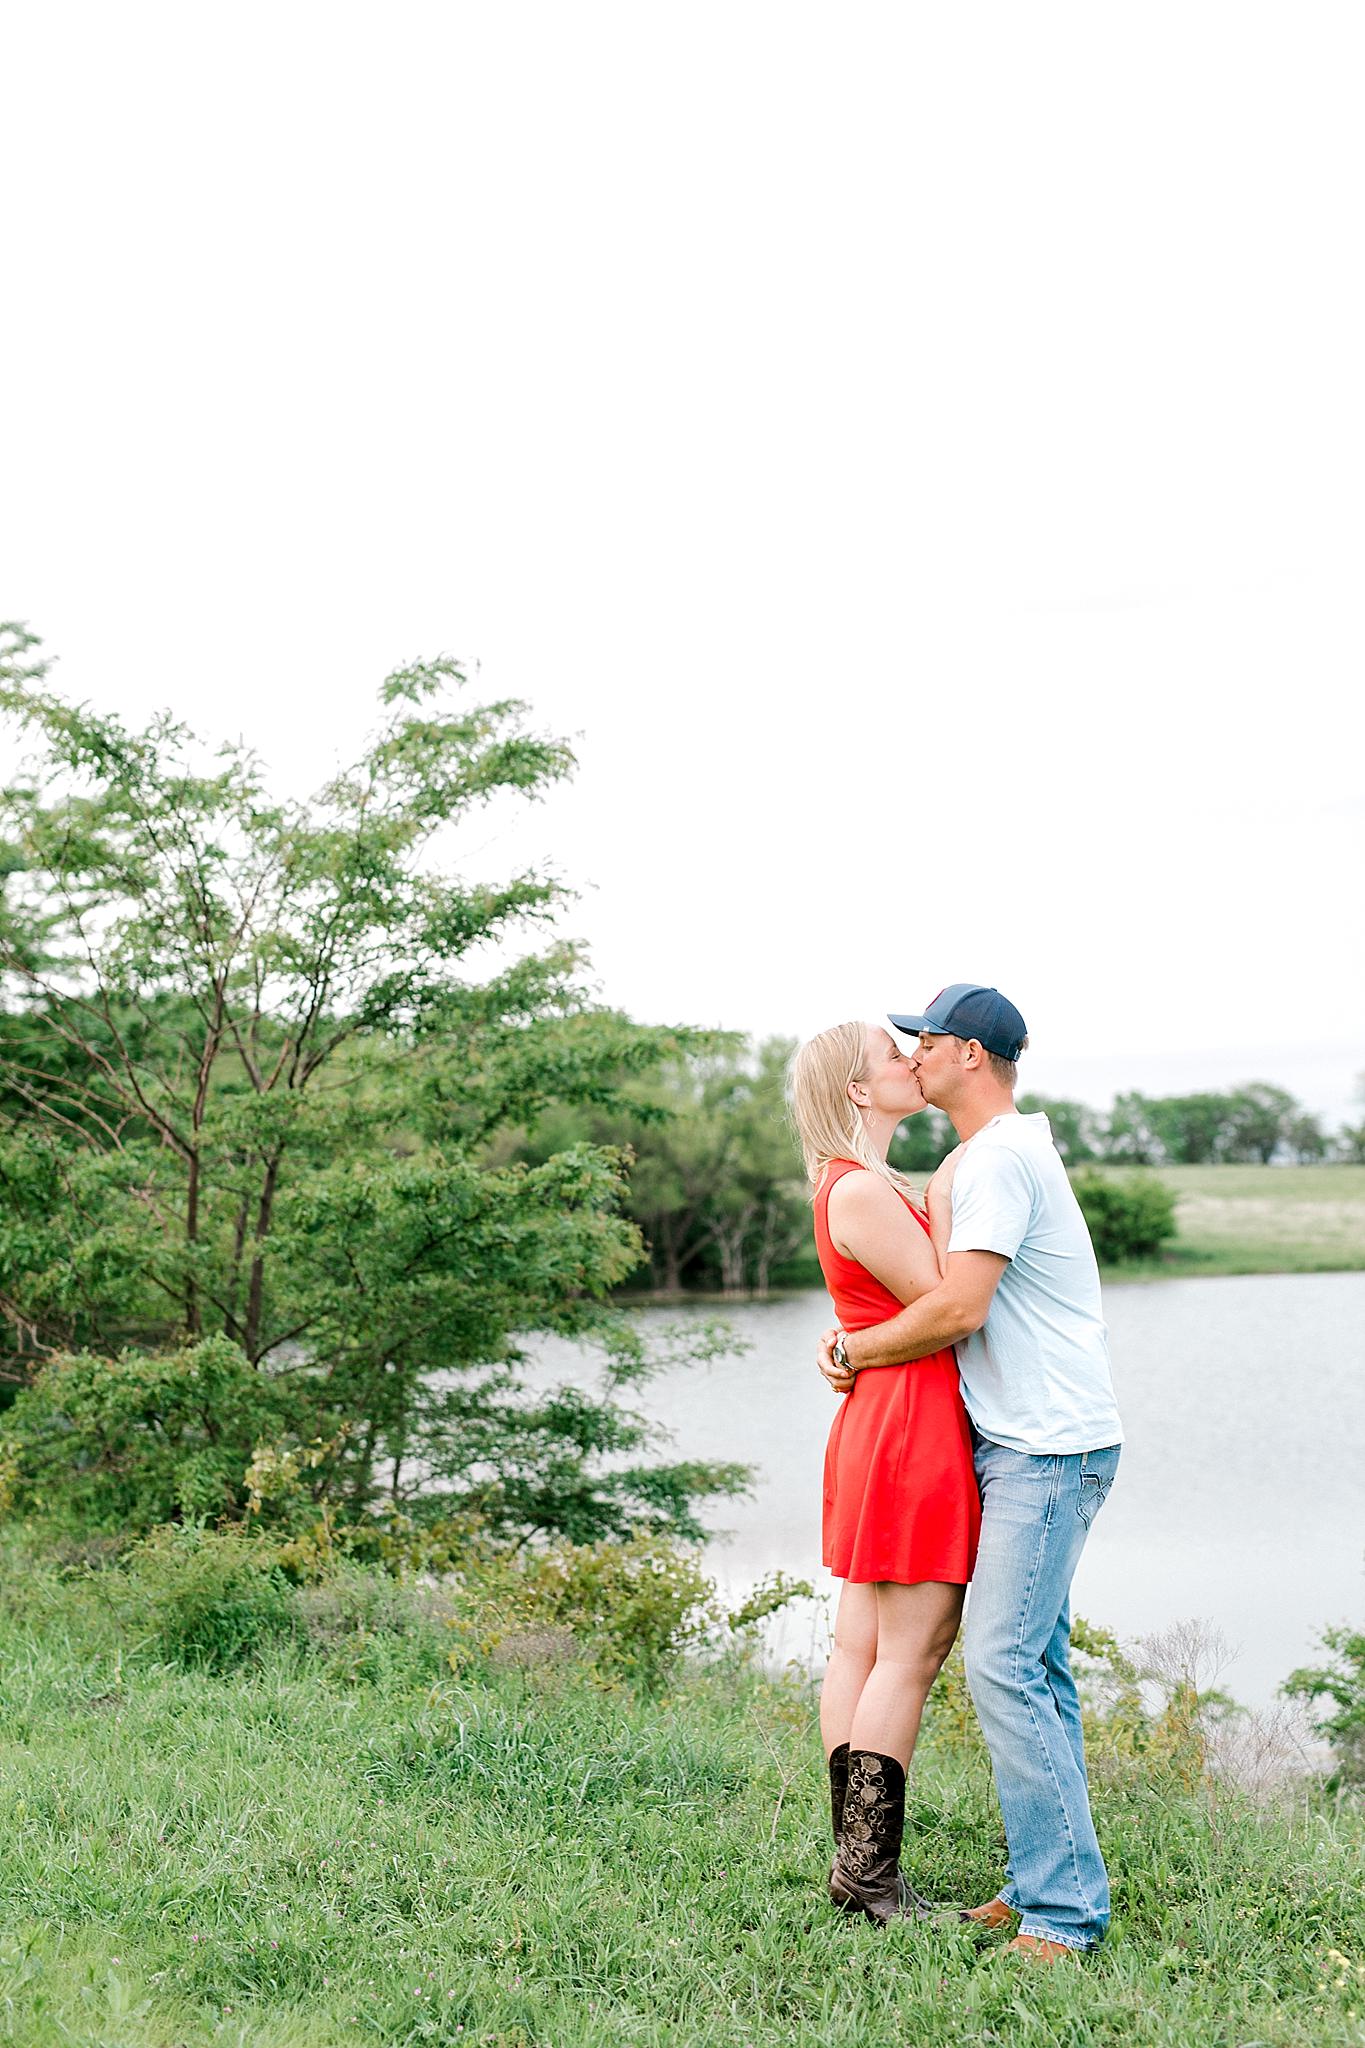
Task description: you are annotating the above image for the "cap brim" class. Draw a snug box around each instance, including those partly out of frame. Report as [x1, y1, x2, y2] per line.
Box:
[888, 1011, 937, 1034]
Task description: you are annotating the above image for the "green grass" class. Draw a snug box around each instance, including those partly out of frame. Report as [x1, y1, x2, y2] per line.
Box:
[1, 1554, 1363, 2046]
[1097, 1164, 1365, 1279]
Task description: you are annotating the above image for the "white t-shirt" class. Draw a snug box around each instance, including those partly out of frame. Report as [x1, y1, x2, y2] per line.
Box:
[947, 1112, 1123, 1455]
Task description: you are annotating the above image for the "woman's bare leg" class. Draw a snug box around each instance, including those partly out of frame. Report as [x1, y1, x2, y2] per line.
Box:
[820, 1581, 878, 1757]
[847, 1581, 965, 1768]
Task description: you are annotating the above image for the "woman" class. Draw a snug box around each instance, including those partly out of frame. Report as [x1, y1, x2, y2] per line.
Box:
[787, 1020, 980, 1925]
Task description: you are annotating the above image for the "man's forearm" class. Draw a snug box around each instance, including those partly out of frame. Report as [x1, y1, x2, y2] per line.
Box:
[845, 1282, 981, 1370]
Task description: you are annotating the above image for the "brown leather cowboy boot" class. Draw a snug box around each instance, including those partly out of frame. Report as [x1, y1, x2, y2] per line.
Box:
[828, 1749, 933, 1925]
[960, 1897, 1017, 1931]
[1004, 1933, 1078, 1963]
[827, 1742, 850, 1847]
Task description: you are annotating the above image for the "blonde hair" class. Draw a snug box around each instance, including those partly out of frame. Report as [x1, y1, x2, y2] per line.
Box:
[786, 1022, 918, 1198]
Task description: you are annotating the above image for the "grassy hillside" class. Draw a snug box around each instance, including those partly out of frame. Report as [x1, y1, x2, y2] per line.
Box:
[1104, 1164, 1365, 1277]
[0, 1540, 1361, 2048]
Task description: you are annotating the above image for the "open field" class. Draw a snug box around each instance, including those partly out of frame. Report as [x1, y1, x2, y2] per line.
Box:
[1101, 1164, 1365, 1278]
[1, 1550, 1362, 2048]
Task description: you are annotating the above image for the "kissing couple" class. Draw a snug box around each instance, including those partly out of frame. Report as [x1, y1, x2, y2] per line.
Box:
[787, 984, 1123, 1960]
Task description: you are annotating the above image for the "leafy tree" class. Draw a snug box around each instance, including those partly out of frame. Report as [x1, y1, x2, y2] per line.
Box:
[1339, 1074, 1365, 1164]
[511, 1037, 811, 1295]
[1219, 1082, 1297, 1164]
[1103, 1092, 1162, 1164]
[690, 1037, 811, 1293]
[1016, 1094, 1103, 1164]
[1282, 1624, 1365, 1784]
[0, 1336, 292, 1528]
[888, 1107, 955, 1176]
[0, 622, 745, 1541]
[1282, 1111, 1328, 1163]
[1144, 1093, 1230, 1166]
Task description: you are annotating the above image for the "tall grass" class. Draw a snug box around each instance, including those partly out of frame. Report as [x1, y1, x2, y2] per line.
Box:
[0, 1537, 1361, 2047]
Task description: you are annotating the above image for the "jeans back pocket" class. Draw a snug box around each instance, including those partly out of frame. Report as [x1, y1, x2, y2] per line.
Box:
[1076, 1446, 1119, 1527]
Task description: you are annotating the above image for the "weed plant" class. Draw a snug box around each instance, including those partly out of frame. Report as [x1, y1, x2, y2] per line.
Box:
[0, 1529, 1361, 2047]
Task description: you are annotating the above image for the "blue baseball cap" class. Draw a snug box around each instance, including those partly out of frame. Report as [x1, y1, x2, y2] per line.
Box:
[888, 984, 1028, 1061]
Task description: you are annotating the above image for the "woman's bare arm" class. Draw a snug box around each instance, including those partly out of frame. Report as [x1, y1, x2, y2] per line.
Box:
[826, 1170, 940, 1308]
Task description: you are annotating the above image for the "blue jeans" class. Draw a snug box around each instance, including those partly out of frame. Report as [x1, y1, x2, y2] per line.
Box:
[963, 1434, 1121, 1951]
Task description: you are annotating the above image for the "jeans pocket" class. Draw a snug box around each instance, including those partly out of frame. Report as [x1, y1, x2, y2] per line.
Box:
[1077, 1471, 1111, 1528]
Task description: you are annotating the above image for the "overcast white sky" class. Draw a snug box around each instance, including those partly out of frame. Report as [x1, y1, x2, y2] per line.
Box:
[4, 4, 1362, 1125]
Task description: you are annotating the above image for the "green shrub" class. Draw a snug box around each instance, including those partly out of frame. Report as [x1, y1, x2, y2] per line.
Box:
[1283, 1623, 1365, 1784]
[723, 1570, 815, 1635]
[99, 1516, 805, 1694]
[113, 1521, 299, 1673]
[294, 1562, 455, 1685]
[511, 1532, 717, 1685]
[296, 1535, 814, 1691]
[270, 1505, 491, 1583]
[1071, 1168, 1178, 1262]
[0, 1336, 294, 1534]
[441, 1531, 718, 1687]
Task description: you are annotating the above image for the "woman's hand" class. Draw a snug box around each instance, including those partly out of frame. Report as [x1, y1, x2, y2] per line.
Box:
[925, 1142, 966, 1205]
[925, 1142, 967, 1275]
[818, 1327, 856, 1394]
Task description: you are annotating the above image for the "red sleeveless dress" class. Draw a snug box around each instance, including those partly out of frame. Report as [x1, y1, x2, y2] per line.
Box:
[816, 1159, 980, 1584]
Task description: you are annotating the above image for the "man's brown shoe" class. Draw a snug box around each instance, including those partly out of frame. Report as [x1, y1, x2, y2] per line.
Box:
[959, 1898, 1016, 1931]
[1004, 1934, 1078, 1963]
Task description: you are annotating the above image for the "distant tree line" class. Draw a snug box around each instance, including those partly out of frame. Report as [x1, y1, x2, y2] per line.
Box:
[519, 1043, 1364, 1296]
[901, 1078, 1365, 1169]
[1018, 1080, 1364, 1167]
[889, 1077, 1361, 1172]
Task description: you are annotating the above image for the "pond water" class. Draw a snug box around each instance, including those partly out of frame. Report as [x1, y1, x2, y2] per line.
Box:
[606, 1272, 1365, 1710]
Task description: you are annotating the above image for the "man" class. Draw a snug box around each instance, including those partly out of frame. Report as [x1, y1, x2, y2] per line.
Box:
[817, 984, 1122, 1961]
